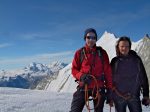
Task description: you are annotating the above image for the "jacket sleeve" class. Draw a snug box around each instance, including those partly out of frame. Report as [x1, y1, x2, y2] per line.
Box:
[110, 57, 118, 83]
[139, 57, 149, 97]
[71, 50, 83, 80]
[110, 58, 115, 74]
[103, 50, 113, 89]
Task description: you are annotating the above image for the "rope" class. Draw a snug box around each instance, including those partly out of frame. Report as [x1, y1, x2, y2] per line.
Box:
[112, 86, 131, 100]
[84, 75, 101, 112]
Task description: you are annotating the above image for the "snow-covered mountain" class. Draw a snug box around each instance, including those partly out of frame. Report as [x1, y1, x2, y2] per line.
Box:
[47, 63, 77, 93]
[47, 32, 150, 93]
[96, 31, 117, 60]
[135, 34, 150, 80]
[96, 31, 141, 59]
[0, 61, 67, 89]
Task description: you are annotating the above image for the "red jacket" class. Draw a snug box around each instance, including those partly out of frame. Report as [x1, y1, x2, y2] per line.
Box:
[72, 44, 112, 89]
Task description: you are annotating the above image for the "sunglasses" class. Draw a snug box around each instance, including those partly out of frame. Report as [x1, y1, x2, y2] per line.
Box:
[86, 36, 96, 40]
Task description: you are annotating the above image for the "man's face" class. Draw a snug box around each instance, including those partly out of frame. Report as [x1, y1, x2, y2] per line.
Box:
[118, 40, 130, 56]
[85, 32, 96, 48]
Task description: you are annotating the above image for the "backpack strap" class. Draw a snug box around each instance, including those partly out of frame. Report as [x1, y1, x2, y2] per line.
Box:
[80, 47, 104, 65]
[96, 47, 104, 70]
[80, 47, 87, 64]
[112, 57, 119, 75]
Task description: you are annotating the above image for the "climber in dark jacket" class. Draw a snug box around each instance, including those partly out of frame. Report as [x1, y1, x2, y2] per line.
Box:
[111, 36, 150, 112]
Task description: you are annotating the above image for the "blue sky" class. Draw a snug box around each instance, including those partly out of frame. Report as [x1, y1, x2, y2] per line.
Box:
[0, 0, 150, 70]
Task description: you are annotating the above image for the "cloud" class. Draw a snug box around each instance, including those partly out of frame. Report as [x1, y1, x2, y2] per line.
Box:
[0, 51, 74, 70]
[20, 33, 49, 40]
[18, 28, 75, 44]
[0, 43, 12, 48]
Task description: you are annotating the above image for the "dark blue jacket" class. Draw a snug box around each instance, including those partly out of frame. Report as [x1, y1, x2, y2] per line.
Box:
[111, 50, 149, 97]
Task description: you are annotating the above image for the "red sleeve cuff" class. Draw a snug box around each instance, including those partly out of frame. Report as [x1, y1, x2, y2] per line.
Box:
[76, 72, 83, 80]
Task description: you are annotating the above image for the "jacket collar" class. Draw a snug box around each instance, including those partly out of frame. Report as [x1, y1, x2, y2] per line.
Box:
[84, 44, 97, 52]
[118, 50, 138, 59]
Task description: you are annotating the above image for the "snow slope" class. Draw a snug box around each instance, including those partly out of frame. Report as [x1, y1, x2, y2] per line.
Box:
[47, 64, 77, 93]
[0, 87, 150, 112]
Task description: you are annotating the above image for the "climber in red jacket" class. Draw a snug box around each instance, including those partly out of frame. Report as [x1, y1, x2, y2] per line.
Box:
[70, 28, 113, 112]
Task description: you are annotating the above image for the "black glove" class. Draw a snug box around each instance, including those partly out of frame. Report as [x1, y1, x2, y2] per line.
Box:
[106, 89, 114, 107]
[80, 74, 91, 85]
[142, 97, 150, 106]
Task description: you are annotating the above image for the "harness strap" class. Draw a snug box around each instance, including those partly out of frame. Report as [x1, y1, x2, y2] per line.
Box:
[112, 86, 132, 100]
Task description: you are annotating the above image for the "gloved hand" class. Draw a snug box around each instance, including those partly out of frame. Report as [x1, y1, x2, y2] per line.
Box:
[106, 89, 114, 107]
[80, 74, 91, 85]
[142, 97, 150, 106]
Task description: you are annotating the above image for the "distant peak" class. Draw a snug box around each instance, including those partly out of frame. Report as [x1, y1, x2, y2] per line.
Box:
[144, 34, 150, 38]
[28, 62, 44, 67]
[100, 31, 117, 40]
[48, 61, 67, 69]
[103, 31, 115, 36]
[145, 34, 149, 37]
[143, 34, 150, 41]
[104, 31, 108, 34]
[104, 31, 116, 36]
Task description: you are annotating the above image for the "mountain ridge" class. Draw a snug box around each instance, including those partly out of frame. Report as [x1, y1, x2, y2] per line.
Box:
[0, 61, 67, 89]
[0, 32, 149, 92]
